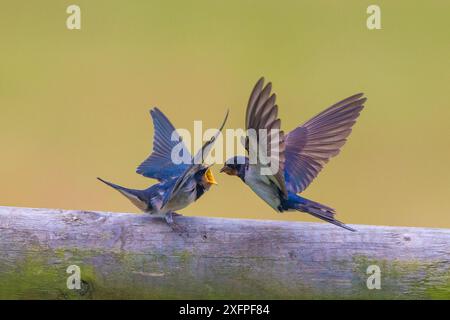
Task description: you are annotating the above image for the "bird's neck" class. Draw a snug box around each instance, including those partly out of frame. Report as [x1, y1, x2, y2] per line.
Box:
[237, 161, 248, 182]
[195, 183, 206, 200]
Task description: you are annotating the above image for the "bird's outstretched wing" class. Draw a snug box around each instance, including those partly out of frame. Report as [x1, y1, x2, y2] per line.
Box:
[160, 110, 229, 209]
[284, 93, 366, 194]
[136, 108, 191, 182]
[243, 77, 287, 196]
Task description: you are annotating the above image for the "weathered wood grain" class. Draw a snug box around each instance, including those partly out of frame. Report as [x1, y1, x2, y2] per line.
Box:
[0, 206, 449, 299]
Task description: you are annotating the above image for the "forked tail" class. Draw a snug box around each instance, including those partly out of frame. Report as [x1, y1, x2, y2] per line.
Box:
[97, 177, 149, 212]
[286, 194, 356, 232]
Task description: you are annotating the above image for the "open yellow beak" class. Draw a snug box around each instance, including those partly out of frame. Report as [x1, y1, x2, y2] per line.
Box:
[204, 167, 218, 185]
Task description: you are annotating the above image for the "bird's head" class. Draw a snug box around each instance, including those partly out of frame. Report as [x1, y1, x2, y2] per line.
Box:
[220, 156, 248, 179]
[197, 166, 218, 190]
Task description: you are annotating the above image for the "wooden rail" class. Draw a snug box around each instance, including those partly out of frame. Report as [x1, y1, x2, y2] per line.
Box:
[0, 206, 449, 299]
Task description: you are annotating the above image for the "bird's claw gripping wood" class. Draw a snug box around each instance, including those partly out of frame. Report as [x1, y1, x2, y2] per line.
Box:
[165, 212, 187, 233]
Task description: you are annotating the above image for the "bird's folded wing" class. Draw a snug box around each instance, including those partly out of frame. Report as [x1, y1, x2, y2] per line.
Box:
[160, 164, 201, 209]
[243, 77, 287, 196]
[284, 93, 366, 194]
[136, 107, 192, 182]
[161, 110, 229, 209]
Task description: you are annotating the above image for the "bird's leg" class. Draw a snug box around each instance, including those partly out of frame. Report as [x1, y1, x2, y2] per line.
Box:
[171, 212, 183, 217]
[164, 212, 174, 224]
[165, 212, 186, 233]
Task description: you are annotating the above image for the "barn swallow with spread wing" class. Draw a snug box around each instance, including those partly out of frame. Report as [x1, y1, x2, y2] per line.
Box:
[98, 108, 229, 229]
[221, 78, 366, 231]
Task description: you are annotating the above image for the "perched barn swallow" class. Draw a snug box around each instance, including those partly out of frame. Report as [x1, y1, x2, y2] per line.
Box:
[221, 78, 366, 231]
[98, 108, 229, 229]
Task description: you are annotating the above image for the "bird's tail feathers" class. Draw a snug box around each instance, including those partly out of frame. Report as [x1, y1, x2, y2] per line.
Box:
[97, 177, 128, 192]
[97, 177, 149, 211]
[290, 195, 356, 232]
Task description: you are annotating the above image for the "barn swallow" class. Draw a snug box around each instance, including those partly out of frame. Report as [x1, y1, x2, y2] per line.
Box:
[98, 107, 229, 229]
[221, 78, 366, 231]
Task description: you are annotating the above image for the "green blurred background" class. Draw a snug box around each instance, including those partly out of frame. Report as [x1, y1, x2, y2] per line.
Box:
[1, 1, 449, 228]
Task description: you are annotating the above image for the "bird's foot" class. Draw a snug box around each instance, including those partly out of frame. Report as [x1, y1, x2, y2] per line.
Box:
[169, 221, 187, 234]
[165, 212, 187, 234]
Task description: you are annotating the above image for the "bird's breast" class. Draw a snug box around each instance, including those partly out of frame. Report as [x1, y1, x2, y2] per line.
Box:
[164, 180, 198, 212]
[244, 166, 282, 211]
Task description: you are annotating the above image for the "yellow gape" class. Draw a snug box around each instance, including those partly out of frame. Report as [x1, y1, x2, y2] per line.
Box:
[204, 167, 218, 185]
